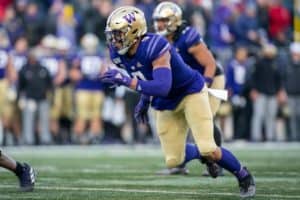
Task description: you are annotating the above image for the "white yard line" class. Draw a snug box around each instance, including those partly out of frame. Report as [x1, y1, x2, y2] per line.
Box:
[0, 185, 299, 199]
[3, 142, 300, 154]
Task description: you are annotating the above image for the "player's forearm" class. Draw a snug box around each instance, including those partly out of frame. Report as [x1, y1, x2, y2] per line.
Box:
[202, 53, 216, 82]
[135, 68, 172, 97]
[203, 62, 216, 79]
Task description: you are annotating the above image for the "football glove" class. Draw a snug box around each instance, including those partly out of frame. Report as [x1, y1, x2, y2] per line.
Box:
[100, 69, 132, 87]
[134, 95, 150, 124]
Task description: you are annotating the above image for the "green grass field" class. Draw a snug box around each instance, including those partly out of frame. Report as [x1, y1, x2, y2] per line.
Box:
[1, 143, 300, 200]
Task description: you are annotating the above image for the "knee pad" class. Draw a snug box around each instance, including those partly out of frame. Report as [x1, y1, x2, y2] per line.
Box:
[166, 157, 182, 168]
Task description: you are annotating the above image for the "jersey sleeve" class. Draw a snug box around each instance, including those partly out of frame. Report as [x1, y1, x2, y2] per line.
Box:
[145, 35, 171, 62]
[184, 27, 203, 48]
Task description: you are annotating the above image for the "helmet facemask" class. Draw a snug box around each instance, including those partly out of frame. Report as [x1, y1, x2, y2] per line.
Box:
[105, 26, 134, 55]
[153, 17, 177, 36]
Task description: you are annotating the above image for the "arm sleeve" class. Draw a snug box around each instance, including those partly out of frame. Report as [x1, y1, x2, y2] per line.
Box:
[136, 67, 172, 97]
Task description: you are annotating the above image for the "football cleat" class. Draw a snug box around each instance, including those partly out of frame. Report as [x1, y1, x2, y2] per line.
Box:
[204, 161, 221, 178]
[202, 164, 224, 177]
[17, 163, 36, 192]
[156, 167, 189, 175]
[238, 167, 256, 198]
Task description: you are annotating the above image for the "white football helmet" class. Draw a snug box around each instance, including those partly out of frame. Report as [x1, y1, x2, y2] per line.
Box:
[153, 1, 182, 36]
[56, 37, 71, 51]
[80, 33, 99, 53]
[41, 34, 57, 49]
[105, 6, 147, 55]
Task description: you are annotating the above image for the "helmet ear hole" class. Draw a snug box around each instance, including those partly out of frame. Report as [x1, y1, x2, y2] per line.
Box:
[132, 29, 138, 34]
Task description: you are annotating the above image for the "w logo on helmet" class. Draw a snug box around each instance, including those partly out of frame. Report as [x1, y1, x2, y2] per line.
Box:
[123, 12, 136, 24]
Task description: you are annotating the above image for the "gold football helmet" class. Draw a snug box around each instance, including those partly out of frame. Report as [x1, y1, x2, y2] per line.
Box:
[105, 6, 147, 55]
[153, 1, 182, 36]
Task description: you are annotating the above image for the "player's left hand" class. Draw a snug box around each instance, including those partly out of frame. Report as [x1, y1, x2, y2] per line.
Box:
[204, 76, 213, 88]
[100, 69, 132, 87]
[134, 95, 151, 124]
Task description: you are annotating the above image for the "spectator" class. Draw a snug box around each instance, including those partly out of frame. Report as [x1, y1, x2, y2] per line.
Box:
[2, 6, 24, 44]
[56, 4, 77, 46]
[208, 0, 235, 68]
[268, 0, 291, 42]
[256, 0, 269, 32]
[44, 0, 64, 35]
[14, 0, 27, 20]
[235, 4, 260, 49]
[18, 49, 53, 145]
[23, 1, 45, 46]
[0, 0, 12, 22]
[284, 43, 300, 141]
[226, 47, 250, 140]
[95, 0, 113, 45]
[137, 0, 156, 29]
[250, 44, 285, 141]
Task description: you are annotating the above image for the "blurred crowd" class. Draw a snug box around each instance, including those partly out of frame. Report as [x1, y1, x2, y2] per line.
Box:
[0, 0, 299, 146]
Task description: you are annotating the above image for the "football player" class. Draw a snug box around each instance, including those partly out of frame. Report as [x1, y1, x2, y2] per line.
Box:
[39, 35, 67, 143]
[152, 1, 225, 176]
[5, 37, 29, 144]
[55, 37, 74, 143]
[70, 33, 106, 144]
[101, 6, 255, 198]
[0, 28, 12, 144]
[0, 149, 35, 191]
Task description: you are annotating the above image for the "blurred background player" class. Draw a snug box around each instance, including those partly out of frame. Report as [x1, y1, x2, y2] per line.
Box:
[101, 6, 255, 198]
[152, 1, 225, 176]
[39, 34, 67, 143]
[0, 28, 12, 145]
[70, 33, 105, 144]
[53, 37, 74, 144]
[4, 37, 29, 145]
[0, 149, 35, 192]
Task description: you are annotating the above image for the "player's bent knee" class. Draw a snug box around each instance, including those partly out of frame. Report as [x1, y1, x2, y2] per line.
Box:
[204, 148, 222, 161]
[166, 157, 182, 168]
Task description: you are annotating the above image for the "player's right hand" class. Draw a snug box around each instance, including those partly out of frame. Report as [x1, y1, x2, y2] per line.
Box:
[134, 95, 151, 124]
